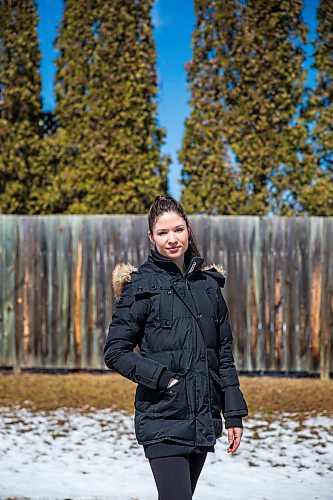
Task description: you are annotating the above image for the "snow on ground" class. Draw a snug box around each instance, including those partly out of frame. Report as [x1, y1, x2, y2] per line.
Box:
[0, 405, 332, 500]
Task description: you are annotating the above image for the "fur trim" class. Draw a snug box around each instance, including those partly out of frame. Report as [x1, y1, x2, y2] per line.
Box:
[202, 263, 226, 276]
[112, 262, 138, 299]
[112, 262, 226, 299]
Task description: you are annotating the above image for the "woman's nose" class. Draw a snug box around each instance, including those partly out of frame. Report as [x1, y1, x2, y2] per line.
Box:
[168, 232, 177, 243]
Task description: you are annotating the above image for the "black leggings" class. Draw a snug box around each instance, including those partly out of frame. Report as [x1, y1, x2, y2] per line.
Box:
[148, 452, 207, 500]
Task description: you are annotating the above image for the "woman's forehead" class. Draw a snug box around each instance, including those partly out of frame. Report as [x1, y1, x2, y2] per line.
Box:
[154, 211, 186, 229]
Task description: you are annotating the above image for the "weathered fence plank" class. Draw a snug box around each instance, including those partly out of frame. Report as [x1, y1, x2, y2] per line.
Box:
[0, 215, 332, 377]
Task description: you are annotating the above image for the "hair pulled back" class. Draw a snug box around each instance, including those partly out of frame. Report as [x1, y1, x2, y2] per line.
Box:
[148, 195, 202, 258]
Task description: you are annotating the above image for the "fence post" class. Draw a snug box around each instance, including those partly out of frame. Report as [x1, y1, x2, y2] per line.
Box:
[320, 327, 331, 380]
[12, 333, 22, 374]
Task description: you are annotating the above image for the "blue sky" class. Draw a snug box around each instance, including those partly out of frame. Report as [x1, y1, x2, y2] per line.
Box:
[36, 0, 319, 200]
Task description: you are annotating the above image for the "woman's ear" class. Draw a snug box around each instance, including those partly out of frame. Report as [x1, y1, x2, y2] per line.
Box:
[148, 230, 154, 245]
[187, 225, 192, 241]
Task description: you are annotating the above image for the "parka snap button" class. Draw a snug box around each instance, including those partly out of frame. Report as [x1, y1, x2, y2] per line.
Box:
[152, 285, 157, 290]
[197, 313, 202, 318]
[200, 354, 206, 361]
[167, 290, 172, 295]
[207, 435, 213, 442]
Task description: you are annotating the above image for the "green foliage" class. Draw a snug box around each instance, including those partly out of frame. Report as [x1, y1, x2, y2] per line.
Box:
[226, 0, 312, 215]
[302, 0, 333, 215]
[178, 0, 243, 214]
[0, 0, 43, 213]
[180, 0, 317, 215]
[49, 0, 169, 214]
[0, 1, 332, 215]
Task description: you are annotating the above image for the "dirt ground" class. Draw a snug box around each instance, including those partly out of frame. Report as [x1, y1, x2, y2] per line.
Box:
[0, 372, 332, 418]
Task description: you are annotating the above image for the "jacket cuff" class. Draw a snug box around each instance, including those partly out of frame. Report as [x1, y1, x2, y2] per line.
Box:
[224, 417, 243, 429]
[157, 369, 177, 390]
[223, 385, 248, 418]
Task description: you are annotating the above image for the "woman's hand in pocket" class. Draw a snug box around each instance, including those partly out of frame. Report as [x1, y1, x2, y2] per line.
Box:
[167, 377, 180, 389]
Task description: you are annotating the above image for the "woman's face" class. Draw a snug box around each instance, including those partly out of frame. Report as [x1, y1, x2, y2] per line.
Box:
[148, 211, 189, 261]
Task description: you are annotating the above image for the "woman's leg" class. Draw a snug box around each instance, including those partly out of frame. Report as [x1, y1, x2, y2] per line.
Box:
[148, 455, 192, 500]
[188, 452, 208, 494]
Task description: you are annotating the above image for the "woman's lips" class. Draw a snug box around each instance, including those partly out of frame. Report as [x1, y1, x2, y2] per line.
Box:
[167, 246, 181, 253]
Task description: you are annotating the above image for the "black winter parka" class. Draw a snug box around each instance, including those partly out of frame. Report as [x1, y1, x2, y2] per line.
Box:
[103, 248, 248, 447]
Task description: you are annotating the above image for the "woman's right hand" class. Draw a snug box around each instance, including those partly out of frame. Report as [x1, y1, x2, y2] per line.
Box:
[167, 377, 179, 389]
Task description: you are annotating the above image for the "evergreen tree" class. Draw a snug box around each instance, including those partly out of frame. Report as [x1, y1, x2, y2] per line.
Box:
[179, 0, 242, 214]
[180, 0, 312, 215]
[53, 0, 169, 214]
[41, 0, 97, 213]
[222, 0, 311, 215]
[0, 0, 43, 213]
[302, 0, 333, 215]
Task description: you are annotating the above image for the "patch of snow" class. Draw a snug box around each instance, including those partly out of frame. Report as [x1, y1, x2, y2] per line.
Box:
[0, 407, 332, 500]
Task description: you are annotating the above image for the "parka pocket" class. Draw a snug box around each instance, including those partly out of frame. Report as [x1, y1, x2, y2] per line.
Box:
[156, 373, 190, 419]
[115, 293, 134, 308]
[135, 372, 190, 420]
[208, 368, 224, 415]
[134, 384, 158, 414]
[159, 288, 173, 329]
[206, 286, 219, 323]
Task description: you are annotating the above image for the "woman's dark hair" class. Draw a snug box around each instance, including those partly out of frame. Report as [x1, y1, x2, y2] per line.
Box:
[148, 195, 202, 259]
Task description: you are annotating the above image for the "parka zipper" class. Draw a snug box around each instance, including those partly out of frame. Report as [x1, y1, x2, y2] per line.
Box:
[183, 256, 203, 289]
[182, 257, 204, 419]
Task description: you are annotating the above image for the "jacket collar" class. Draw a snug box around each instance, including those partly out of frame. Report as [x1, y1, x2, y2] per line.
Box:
[147, 247, 204, 279]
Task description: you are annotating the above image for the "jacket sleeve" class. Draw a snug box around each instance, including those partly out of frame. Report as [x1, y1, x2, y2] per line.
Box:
[217, 288, 248, 420]
[103, 281, 171, 390]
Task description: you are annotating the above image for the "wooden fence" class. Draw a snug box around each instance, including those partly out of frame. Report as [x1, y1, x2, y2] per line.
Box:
[0, 215, 332, 378]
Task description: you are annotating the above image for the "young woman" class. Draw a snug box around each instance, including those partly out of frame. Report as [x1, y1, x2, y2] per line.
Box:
[103, 195, 248, 500]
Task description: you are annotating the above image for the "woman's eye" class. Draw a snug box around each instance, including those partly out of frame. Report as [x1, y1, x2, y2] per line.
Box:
[157, 228, 183, 236]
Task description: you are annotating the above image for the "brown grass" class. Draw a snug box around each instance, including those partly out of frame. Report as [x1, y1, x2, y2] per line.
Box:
[0, 372, 332, 417]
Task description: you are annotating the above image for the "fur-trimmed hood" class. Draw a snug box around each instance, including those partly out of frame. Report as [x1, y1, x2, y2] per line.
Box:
[112, 262, 138, 299]
[112, 261, 226, 299]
